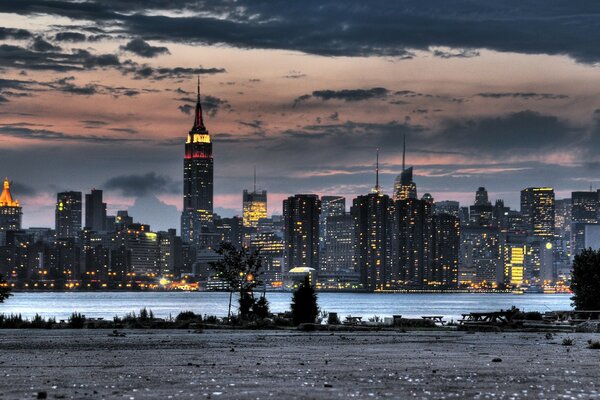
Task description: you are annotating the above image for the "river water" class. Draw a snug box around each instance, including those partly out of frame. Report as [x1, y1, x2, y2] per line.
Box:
[0, 292, 572, 321]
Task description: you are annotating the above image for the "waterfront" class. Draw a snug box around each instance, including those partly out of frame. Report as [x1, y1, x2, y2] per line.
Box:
[0, 292, 572, 321]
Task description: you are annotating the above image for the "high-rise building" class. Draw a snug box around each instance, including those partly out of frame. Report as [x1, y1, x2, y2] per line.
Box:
[242, 190, 267, 228]
[55, 191, 82, 239]
[554, 198, 572, 277]
[393, 135, 417, 201]
[432, 213, 460, 288]
[435, 200, 460, 217]
[157, 229, 182, 277]
[283, 194, 321, 272]
[322, 213, 354, 274]
[85, 189, 106, 231]
[469, 187, 493, 227]
[521, 187, 555, 238]
[181, 78, 214, 244]
[391, 195, 434, 288]
[0, 178, 22, 234]
[320, 196, 345, 245]
[571, 191, 599, 257]
[116, 223, 159, 277]
[352, 153, 393, 290]
[352, 193, 392, 291]
[475, 187, 490, 206]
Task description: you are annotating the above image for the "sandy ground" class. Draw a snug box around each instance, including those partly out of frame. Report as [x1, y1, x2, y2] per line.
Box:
[0, 329, 599, 399]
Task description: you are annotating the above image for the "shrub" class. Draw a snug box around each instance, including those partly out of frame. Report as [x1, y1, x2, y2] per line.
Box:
[252, 296, 270, 319]
[588, 340, 600, 349]
[68, 313, 86, 329]
[176, 311, 201, 322]
[562, 337, 574, 346]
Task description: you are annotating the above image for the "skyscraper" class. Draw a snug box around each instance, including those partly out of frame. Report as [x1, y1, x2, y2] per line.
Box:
[242, 190, 267, 228]
[391, 194, 434, 288]
[352, 151, 393, 290]
[393, 135, 417, 201]
[432, 213, 460, 288]
[571, 191, 598, 256]
[283, 194, 321, 272]
[85, 189, 106, 231]
[0, 178, 22, 233]
[320, 196, 346, 244]
[520, 187, 555, 238]
[56, 191, 82, 239]
[182, 78, 214, 244]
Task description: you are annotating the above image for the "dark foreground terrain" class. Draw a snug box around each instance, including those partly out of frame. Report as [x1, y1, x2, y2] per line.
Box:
[0, 329, 599, 399]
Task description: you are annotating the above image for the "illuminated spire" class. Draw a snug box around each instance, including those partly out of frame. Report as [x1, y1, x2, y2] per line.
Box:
[186, 76, 211, 144]
[192, 75, 206, 132]
[0, 178, 19, 207]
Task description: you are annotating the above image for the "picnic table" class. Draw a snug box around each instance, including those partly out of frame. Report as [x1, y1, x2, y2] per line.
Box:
[421, 316, 445, 325]
[459, 310, 518, 326]
[344, 316, 363, 325]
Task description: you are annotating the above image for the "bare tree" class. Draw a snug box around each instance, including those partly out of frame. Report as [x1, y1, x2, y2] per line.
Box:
[210, 242, 264, 320]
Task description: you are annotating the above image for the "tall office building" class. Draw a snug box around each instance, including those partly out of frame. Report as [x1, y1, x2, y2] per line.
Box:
[554, 198, 572, 276]
[55, 191, 82, 239]
[242, 190, 267, 228]
[0, 178, 22, 233]
[571, 191, 599, 257]
[435, 200, 460, 217]
[432, 213, 460, 288]
[283, 194, 321, 272]
[475, 187, 490, 206]
[85, 189, 106, 231]
[520, 187, 555, 238]
[469, 187, 494, 227]
[352, 153, 393, 290]
[322, 213, 354, 274]
[320, 196, 346, 245]
[181, 78, 214, 244]
[392, 195, 434, 288]
[393, 136, 417, 201]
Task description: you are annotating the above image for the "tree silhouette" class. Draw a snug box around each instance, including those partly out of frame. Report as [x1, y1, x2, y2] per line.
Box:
[291, 275, 318, 325]
[571, 248, 600, 310]
[210, 242, 263, 320]
[0, 273, 12, 303]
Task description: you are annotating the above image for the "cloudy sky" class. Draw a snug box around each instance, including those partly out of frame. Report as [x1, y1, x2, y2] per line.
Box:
[1, 1, 600, 230]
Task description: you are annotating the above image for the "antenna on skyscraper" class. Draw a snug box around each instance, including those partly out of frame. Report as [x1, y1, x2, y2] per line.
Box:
[376, 148, 379, 188]
[402, 134, 406, 171]
[254, 166, 257, 193]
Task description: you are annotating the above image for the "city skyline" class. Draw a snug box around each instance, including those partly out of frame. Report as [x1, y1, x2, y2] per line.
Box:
[3, 2, 600, 231]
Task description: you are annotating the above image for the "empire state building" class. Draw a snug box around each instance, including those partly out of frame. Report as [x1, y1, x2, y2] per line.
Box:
[181, 78, 213, 244]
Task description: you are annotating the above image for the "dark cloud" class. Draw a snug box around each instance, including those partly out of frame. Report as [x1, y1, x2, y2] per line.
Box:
[178, 104, 193, 115]
[3, 1, 600, 62]
[9, 181, 37, 197]
[0, 124, 141, 143]
[54, 32, 87, 42]
[175, 94, 230, 116]
[104, 172, 177, 197]
[476, 92, 569, 100]
[0, 27, 32, 40]
[120, 38, 170, 58]
[432, 48, 480, 59]
[295, 87, 389, 105]
[284, 71, 306, 79]
[126, 64, 226, 80]
[30, 36, 62, 52]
